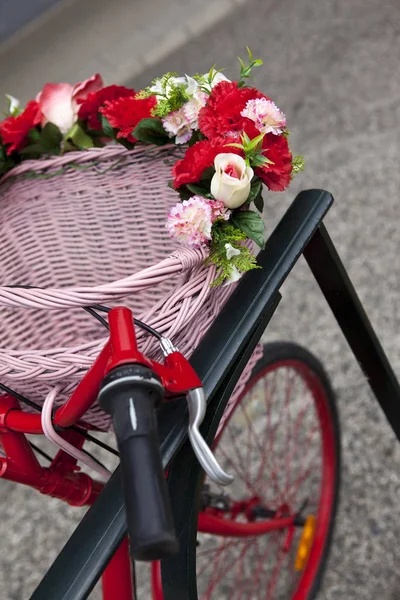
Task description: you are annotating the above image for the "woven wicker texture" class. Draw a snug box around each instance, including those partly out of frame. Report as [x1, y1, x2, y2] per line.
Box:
[0, 145, 248, 430]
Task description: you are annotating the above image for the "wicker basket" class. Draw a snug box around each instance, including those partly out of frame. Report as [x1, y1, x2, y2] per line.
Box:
[0, 144, 249, 430]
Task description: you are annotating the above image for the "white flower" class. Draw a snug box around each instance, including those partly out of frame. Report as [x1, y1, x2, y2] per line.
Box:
[149, 75, 187, 100]
[210, 153, 254, 209]
[162, 106, 194, 144]
[241, 98, 286, 135]
[184, 75, 199, 96]
[6, 94, 20, 116]
[222, 243, 242, 285]
[222, 265, 242, 286]
[183, 90, 208, 129]
[201, 71, 230, 92]
[225, 243, 241, 260]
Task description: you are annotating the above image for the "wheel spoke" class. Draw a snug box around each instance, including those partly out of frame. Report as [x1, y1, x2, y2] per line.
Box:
[265, 534, 289, 599]
[202, 537, 256, 598]
[195, 354, 338, 600]
[238, 400, 284, 503]
[217, 444, 259, 496]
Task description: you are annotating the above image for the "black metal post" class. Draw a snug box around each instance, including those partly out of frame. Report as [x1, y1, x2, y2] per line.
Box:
[304, 224, 400, 440]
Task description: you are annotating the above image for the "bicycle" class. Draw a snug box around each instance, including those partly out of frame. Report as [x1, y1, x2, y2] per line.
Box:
[1, 179, 399, 600]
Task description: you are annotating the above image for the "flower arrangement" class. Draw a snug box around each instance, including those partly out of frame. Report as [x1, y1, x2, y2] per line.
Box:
[0, 48, 304, 286]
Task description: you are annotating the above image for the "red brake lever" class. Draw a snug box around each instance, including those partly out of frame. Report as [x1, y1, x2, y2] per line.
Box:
[105, 307, 202, 397]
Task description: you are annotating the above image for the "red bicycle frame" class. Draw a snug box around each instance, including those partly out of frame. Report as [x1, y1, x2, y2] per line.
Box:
[0, 305, 300, 600]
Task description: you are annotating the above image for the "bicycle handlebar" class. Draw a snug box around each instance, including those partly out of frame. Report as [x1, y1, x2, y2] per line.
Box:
[98, 363, 178, 562]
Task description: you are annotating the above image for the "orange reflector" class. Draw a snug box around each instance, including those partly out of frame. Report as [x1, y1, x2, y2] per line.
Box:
[294, 515, 316, 571]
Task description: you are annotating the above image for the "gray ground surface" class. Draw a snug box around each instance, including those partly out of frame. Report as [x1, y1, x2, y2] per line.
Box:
[1, 0, 400, 598]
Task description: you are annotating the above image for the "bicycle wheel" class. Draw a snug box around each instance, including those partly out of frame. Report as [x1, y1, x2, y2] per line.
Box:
[161, 342, 341, 600]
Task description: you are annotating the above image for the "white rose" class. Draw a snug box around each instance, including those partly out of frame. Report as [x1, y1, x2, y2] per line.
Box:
[211, 154, 254, 209]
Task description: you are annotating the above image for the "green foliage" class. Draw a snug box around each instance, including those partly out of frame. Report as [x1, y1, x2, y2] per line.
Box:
[292, 154, 305, 175]
[41, 123, 63, 151]
[132, 118, 170, 146]
[231, 210, 265, 248]
[226, 131, 273, 168]
[20, 123, 63, 157]
[188, 130, 205, 146]
[207, 222, 260, 286]
[101, 115, 115, 139]
[237, 47, 263, 88]
[175, 166, 216, 201]
[0, 144, 15, 174]
[66, 123, 94, 150]
[139, 73, 189, 118]
[195, 66, 226, 93]
[248, 178, 264, 212]
[152, 85, 188, 118]
[186, 183, 214, 198]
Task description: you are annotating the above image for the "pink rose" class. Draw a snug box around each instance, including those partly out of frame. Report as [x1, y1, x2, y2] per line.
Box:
[36, 74, 103, 134]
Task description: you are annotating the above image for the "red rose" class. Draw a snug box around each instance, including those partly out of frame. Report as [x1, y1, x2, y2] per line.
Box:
[77, 85, 136, 130]
[172, 137, 244, 189]
[198, 81, 268, 140]
[256, 133, 293, 191]
[99, 95, 157, 142]
[0, 100, 42, 155]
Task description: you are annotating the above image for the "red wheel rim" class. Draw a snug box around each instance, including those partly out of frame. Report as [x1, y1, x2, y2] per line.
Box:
[196, 358, 337, 600]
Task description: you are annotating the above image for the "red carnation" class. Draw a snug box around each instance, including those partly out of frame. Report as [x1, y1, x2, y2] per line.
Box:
[172, 137, 244, 189]
[77, 85, 136, 130]
[99, 95, 157, 142]
[256, 133, 293, 191]
[198, 81, 268, 140]
[0, 100, 42, 155]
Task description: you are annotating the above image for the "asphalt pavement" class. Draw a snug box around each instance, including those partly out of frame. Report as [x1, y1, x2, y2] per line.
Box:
[1, 0, 400, 598]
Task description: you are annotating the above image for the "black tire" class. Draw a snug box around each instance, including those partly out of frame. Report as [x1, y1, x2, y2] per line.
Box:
[162, 342, 341, 600]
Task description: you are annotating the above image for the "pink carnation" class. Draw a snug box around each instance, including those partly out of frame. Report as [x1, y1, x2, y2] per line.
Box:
[166, 195, 228, 247]
[162, 107, 193, 144]
[209, 199, 231, 221]
[241, 98, 286, 135]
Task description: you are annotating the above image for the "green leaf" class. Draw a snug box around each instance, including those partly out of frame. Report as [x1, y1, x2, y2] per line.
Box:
[242, 132, 251, 147]
[66, 123, 94, 149]
[0, 145, 15, 174]
[247, 179, 264, 213]
[238, 56, 246, 71]
[292, 154, 305, 175]
[19, 144, 47, 157]
[231, 210, 265, 248]
[40, 123, 63, 153]
[246, 46, 253, 63]
[188, 130, 205, 146]
[178, 187, 193, 202]
[199, 166, 215, 182]
[186, 183, 211, 196]
[132, 118, 170, 146]
[253, 191, 264, 213]
[246, 133, 265, 151]
[28, 128, 41, 143]
[225, 142, 244, 150]
[100, 115, 114, 138]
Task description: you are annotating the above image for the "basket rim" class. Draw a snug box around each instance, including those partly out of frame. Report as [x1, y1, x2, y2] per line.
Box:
[0, 143, 180, 181]
[0, 247, 208, 310]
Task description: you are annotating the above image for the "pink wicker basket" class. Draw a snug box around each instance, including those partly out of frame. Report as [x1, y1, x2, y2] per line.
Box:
[0, 145, 260, 431]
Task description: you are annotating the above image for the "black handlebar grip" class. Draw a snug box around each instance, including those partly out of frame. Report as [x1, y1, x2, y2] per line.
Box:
[98, 363, 179, 561]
